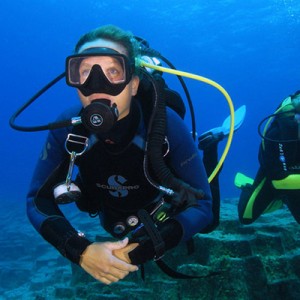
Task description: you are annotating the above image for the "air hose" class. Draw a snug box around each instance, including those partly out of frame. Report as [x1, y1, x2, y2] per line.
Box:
[142, 70, 192, 195]
[139, 60, 235, 184]
[142, 70, 174, 194]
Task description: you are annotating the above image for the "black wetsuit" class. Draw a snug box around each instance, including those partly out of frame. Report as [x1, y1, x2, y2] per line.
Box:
[27, 98, 213, 264]
[238, 96, 300, 224]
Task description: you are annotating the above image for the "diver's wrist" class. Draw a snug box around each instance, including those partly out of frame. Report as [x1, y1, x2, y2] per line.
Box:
[64, 232, 93, 264]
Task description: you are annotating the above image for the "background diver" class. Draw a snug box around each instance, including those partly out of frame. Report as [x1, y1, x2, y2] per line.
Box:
[235, 91, 300, 225]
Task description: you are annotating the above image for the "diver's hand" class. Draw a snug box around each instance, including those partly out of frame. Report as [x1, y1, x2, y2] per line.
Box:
[113, 242, 139, 263]
[79, 238, 138, 285]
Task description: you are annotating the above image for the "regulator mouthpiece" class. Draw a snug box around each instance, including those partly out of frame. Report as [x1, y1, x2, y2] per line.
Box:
[81, 99, 119, 133]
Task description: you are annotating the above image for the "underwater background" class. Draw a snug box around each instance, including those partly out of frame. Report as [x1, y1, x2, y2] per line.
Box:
[1, 0, 300, 299]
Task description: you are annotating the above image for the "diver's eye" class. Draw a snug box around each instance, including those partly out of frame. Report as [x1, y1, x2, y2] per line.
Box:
[108, 68, 119, 76]
[79, 68, 91, 83]
[108, 68, 121, 77]
[106, 67, 124, 83]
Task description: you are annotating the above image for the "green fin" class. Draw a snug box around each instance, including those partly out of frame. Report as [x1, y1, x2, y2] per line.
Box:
[199, 105, 247, 142]
[234, 172, 254, 188]
[222, 105, 246, 136]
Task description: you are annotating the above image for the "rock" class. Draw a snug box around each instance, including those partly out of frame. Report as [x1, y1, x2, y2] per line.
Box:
[2, 198, 300, 299]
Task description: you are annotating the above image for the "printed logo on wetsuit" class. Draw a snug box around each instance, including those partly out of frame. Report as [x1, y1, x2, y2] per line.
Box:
[96, 175, 139, 198]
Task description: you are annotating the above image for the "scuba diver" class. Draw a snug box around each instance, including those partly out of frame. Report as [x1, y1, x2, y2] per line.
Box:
[23, 24, 213, 285]
[10, 24, 243, 284]
[235, 91, 300, 225]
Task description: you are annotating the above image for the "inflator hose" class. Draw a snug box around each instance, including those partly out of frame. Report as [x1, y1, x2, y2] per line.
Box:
[144, 71, 184, 193]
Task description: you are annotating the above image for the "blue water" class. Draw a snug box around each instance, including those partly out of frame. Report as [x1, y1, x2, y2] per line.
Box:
[0, 0, 300, 297]
[1, 0, 300, 249]
[1, 0, 299, 201]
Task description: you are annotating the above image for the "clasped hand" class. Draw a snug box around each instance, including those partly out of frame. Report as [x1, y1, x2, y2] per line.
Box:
[80, 237, 139, 285]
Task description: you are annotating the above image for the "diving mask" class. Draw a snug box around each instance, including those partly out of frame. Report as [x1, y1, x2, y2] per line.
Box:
[66, 47, 134, 96]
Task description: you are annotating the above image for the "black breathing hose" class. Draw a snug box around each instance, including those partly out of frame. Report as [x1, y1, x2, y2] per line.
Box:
[141, 47, 196, 140]
[142, 70, 183, 194]
[9, 72, 66, 132]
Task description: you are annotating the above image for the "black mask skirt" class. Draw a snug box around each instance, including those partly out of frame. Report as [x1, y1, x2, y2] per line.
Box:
[77, 65, 128, 96]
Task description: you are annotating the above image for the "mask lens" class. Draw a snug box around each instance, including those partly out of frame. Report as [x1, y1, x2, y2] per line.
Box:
[67, 54, 127, 86]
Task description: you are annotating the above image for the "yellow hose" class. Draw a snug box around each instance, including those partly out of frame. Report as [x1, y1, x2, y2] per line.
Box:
[139, 60, 235, 183]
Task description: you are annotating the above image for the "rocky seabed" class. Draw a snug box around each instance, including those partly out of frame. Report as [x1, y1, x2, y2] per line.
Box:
[1, 198, 300, 300]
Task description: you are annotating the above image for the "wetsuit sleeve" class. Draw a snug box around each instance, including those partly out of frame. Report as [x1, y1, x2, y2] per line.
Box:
[165, 108, 213, 241]
[26, 106, 92, 264]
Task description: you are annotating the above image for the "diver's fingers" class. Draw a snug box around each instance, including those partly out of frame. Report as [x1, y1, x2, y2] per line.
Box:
[94, 270, 129, 285]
